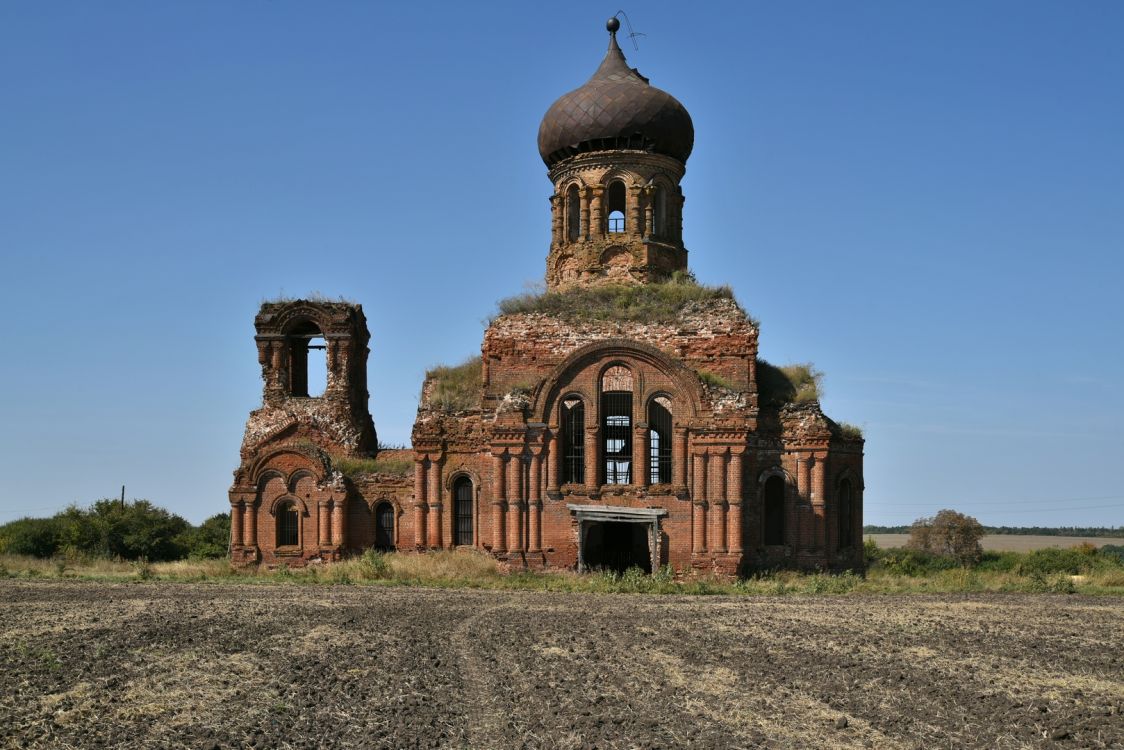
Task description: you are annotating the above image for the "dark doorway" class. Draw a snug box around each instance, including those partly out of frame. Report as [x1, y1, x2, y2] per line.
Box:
[374, 502, 395, 550]
[764, 475, 786, 545]
[582, 521, 651, 573]
[453, 477, 473, 546]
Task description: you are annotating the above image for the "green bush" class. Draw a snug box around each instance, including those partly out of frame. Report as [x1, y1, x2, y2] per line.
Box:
[177, 513, 231, 559]
[874, 548, 959, 577]
[1099, 544, 1124, 564]
[975, 550, 1021, 572]
[1017, 547, 1094, 576]
[0, 517, 63, 557]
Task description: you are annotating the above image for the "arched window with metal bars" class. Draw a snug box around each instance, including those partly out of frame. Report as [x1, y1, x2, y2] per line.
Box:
[374, 501, 395, 550]
[648, 396, 673, 484]
[601, 366, 633, 484]
[561, 397, 585, 484]
[277, 501, 299, 547]
[453, 477, 474, 546]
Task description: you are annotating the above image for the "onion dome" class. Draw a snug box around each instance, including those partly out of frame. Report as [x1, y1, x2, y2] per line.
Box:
[538, 18, 694, 167]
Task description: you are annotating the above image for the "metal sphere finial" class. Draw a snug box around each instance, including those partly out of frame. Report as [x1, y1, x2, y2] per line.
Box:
[606, 17, 620, 34]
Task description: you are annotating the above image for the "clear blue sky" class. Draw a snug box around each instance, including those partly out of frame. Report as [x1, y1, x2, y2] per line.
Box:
[2, 2, 1122, 528]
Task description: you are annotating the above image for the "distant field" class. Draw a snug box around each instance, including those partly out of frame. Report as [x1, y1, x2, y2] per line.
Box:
[867, 534, 1124, 551]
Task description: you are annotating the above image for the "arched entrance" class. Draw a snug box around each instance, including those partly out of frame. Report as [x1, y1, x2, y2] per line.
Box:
[374, 502, 395, 550]
[453, 477, 473, 546]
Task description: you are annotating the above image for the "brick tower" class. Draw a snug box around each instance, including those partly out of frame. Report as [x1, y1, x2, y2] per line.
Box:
[539, 18, 692, 289]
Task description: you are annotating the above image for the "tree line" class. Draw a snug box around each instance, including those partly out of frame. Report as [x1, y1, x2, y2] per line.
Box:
[864, 524, 1124, 538]
[0, 499, 229, 562]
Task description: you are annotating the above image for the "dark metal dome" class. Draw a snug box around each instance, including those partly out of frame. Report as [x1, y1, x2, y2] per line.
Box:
[538, 24, 694, 168]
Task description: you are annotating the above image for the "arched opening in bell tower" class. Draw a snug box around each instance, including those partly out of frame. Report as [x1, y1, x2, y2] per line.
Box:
[286, 320, 327, 398]
[606, 180, 626, 233]
[566, 185, 581, 242]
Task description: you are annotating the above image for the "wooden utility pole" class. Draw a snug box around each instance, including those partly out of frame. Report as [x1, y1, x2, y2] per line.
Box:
[121, 485, 125, 510]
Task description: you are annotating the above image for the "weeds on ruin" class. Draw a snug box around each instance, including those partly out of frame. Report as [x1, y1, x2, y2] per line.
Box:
[696, 369, 735, 390]
[757, 359, 822, 406]
[332, 454, 413, 477]
[423, 356, 483, 412]
[494, 272, 749, 324]
[835, 422, 864, 440]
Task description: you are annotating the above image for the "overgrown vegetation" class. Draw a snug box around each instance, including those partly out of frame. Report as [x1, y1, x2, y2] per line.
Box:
[756, 359, 822, 406]
[0, 500, 229, 562]
[835, 422, 864, 440]
[907, 509, 985, 566]
[3, 541, 1122, 595]
[696, 369, 735, 390]
[332, 454, 413, 477]
[495, 272, 746, 324]
[423, 356, 482, 411]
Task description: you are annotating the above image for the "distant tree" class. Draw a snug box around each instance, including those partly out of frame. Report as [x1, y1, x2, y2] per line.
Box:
[908, 509, 984, 566]
[0, 517, 62, 557]
[177, 513, 231, 559]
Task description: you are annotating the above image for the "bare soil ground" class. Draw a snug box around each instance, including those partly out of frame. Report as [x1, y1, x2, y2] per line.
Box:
[1, 581, 1121, 749]
[867, 534, 1124, 552]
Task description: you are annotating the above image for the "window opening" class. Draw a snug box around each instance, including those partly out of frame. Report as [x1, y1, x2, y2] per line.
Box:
[648, 396, 672, 484]
[606, 180, 626, 233]
[601, 392, 632, 484]
[277, 502, 299, 547]
[764, 476, 785, 545]
[288, 320, 327, 398]
[374, 502, 395, 550]
[454, 477, 473, 546]
[653, 185, 667, 236]
[838, 478, 853, 549]
[561, 398, 585, 484]
[566, 185, 581, 242]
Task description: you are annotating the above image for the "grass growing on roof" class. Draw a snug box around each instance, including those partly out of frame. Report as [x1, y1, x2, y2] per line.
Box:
[332, 455, 413, 477]
[757, 359, 822, 406]
[424, 356, 482, 411]
[836, 422, 864, 440]
[495, 272, 748, 324]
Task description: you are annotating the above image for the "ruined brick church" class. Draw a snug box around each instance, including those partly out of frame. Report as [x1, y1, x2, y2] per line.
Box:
[229, 20, 864, 575]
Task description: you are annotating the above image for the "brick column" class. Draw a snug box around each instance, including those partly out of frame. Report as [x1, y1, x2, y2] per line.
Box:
[546, 428, 560, 495]
[336, 498, 347, 550]
[414, 459, 426, 517]
[812, 453, 826, 551]
[692, 501, 707, 553]
[492, 452, 507, 552]
[711, 501, 727, 553]
[507, 453, 524, 552]
[317, 501, 330, 546]
[633, 424, 648, 488]
[427, 458, 442, 549]
[672, 428, 688, 490]
[550, 194, 562, 246]
[529, 452, 542, 552]
[590, 186, 604, 238]
[692, 453, 707, 502]
[644, 194, 654, 238]
[727, 453, 744, 553]
[629, 185, 643, 239]
[230, 501, 243, 548]
[584, 425, 599, 491]
[580, 187, 591, 240]
[414, 502, 427, 548]
[331, 500, 344, 547]
[243, 502, 256, 548]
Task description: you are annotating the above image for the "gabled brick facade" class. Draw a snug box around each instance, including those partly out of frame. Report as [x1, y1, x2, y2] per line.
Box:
[230, 20, 864, 575]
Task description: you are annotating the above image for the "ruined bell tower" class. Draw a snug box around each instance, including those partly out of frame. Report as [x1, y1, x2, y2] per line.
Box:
[538, 18, 693, 290]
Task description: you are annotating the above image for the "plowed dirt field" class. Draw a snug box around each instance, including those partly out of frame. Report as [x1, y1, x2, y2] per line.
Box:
[1, 581, 1121, 749]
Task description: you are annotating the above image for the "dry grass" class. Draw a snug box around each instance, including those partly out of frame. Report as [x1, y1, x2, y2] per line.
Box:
[494, 273, 745, 324]
[757, 359, 823, 406]
[4, 551, 1122, 596]
[422, 356, 482, 412]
